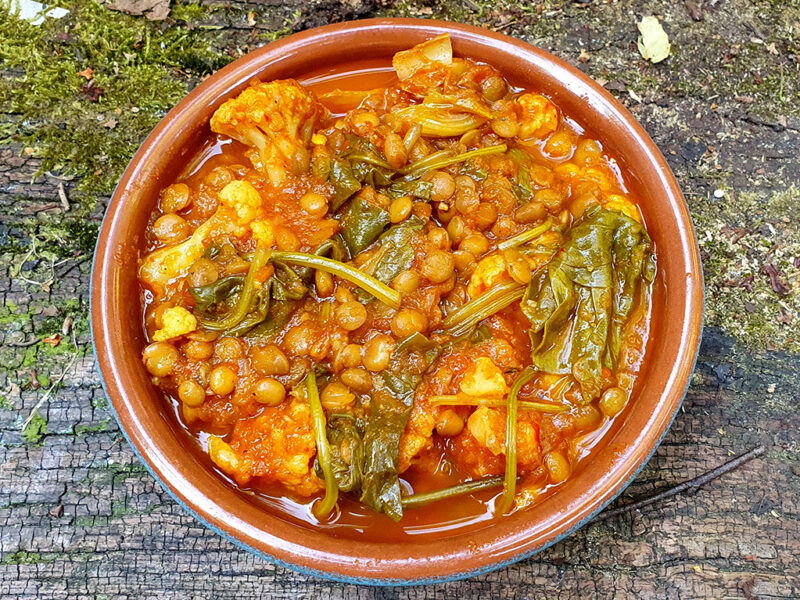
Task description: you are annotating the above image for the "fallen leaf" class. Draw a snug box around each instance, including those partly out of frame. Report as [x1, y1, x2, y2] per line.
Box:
[77, 66, 94, 79]
[763, 263, 791, 296]
[637, 16, 671, 63]
[578, 49, 591, 63]
[80, 83, 104, 102]
[42, 334, 62, 347]
[103, 118, 118, 129]
[49, 505, 64, 518]
[604, 80, 627, 93]
[106, 0, 169, 21]
[765, 42, 779, 55]
[247, 11, 255, 26]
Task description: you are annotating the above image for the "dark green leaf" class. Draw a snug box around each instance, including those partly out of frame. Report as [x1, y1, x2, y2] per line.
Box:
[520, 207, 654, 400]
[339, 194, 391, 256]
[359, 368, 417, 521]
[226, 284, 271, 336]
[189, 275, 243, 315]
[324, 414, 364, 493]
[360, 216, 425, 285]
[387, 179, 432, 200]
[329, 159, 362, 212]
[271, 263, 308, 301]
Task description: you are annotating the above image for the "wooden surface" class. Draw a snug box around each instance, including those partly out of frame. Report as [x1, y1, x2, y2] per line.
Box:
[1, 1, 798, 598]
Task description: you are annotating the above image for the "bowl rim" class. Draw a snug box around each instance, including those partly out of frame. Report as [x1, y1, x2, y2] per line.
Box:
[91, 17, 704, 585]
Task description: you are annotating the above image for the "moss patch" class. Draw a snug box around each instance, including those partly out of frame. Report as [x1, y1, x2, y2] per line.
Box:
[2, 550, 43, 565]
[22, 411, 48, 445]
[0, 0, 229, 202]
[695, 186, 800, 352]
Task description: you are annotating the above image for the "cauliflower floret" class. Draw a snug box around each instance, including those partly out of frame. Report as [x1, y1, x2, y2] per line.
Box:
[515, 93, 559, 140]
[210, 79, 325, 186]
[460, 357, 509, 398]
[140, 212, 232, 291]
[218, 179, 262, 225]
[208, 435, 244, 480]
[152, 306, 197, 341]
[140, 180, 276, 291]
[468, 253, 510, 298]
[467, 406, 506, 455]
[250, 219, 275, 247]
[467, 406, 541, 468]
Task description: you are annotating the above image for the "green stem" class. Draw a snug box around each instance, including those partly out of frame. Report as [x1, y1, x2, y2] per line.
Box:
[271, 251, 401, 309]
[307, 371, 338, 519]
[399, 144, 508, 176]
[443, 280, 524, 337]
[403, 123, 422, 151]
[346, 152, 393, 171]
[497, 367, 536, 515]
[428, 395, 566, 414]
[199, 245, 271, 331]
[497, 218, 554, 251]
[401, 476, 505, 510]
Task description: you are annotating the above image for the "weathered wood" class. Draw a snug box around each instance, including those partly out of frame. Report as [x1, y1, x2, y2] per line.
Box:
[1, 0, 798, 598]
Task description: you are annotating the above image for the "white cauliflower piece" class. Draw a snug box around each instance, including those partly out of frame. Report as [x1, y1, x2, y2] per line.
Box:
[152, 306, 197, 341]
[460, 356, 509, 398]
[468, 253, 509, 298]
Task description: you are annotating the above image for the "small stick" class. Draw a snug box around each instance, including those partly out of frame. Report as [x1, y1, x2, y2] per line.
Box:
[595, 445, 765, 522]
[58, 182, 70, 212]
[7, 336, 40, 348]
[20, 345, 78, 432]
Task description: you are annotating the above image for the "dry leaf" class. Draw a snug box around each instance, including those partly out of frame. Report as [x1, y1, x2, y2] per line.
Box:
[106, 0, 170, 21]
[77, 66, 94, 79]
[42, 334, 62, 347]
[637, 16, 671, 63]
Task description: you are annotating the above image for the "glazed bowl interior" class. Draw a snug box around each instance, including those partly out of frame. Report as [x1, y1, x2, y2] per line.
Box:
[92, 18, 702, 584]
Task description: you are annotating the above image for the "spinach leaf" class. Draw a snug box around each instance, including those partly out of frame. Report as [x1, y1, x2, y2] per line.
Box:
[226, 284, 271, 337]
[245, 298, 298, 341]
[189, 275, 243, 315]
[360, 216, 425, 285]
[329, 160, 362, 212]
[271, 263, 308, 301]
[325, 414, 364, 493]
[520, 207, 654, 400]
[339, 194, 391, 256]
[387, 179, 432, 200]
[359, 368, 418, 521]
[357, 328, 442, 521]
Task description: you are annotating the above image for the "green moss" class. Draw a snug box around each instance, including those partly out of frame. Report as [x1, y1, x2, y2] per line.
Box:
[0, 395, 13, 410]
[22, 411, 48, 445]
[2, 550, 43, 565]
[695, 186, 800, 352]
[0, 0, 229, 208]
[75, 419, 111, 435]
[20, 346, 38, 368]
[171, 0, 212, 22]
[92, 395, 110, 410]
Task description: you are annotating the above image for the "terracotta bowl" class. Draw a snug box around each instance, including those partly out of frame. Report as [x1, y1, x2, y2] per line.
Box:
[91, 18, 703, 584]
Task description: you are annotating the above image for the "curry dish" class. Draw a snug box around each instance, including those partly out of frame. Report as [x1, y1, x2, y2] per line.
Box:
[138, 35, 655, 531]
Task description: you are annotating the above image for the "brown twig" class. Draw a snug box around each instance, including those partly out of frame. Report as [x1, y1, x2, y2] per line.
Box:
[595, 445, 765, 522]
[7, 337, 40, 348]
